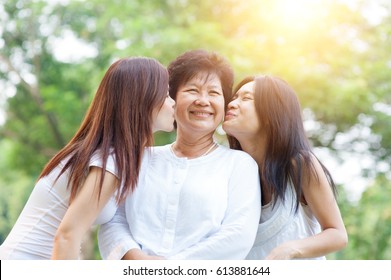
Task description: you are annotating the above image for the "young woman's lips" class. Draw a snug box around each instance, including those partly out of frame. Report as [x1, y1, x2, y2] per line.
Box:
[225, 111, 236, 120]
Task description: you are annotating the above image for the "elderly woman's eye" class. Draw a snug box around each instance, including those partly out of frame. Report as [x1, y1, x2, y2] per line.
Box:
[186, 88, 198, 93]
[210, 90, 222, 96]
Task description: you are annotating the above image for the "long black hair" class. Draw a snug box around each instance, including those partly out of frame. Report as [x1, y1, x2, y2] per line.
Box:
[227, 75, 336, 211]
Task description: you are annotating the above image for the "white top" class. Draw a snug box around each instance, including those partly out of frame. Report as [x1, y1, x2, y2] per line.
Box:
[246, 185, 325, 260]
[98, 144, 261, 260]
[0, 151, 119, 260]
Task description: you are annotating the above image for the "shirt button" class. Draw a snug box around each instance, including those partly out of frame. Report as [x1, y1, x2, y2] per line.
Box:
[169, 199, 176, 205]
[166, 220, 175, 228]
[162, 240, 170, 249]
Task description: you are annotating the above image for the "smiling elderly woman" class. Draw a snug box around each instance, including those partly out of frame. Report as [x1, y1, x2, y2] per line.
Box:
[98, 50, 262, 260]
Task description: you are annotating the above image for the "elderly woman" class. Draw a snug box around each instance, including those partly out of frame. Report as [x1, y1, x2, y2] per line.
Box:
[98, 50, 261, 260]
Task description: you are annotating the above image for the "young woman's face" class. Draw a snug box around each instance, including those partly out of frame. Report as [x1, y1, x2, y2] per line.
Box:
[174, 72, 225, 136]
[222, 81, 260, 138]
[152, 92, 176, 133]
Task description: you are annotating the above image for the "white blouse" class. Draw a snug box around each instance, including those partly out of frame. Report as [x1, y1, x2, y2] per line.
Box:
[246, 186, 325, 260]
[98, 144, 261, 260]
[0, 150, 119, 260]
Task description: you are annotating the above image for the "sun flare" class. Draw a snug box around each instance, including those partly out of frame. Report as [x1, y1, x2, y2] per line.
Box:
[265, 0, 328, 31]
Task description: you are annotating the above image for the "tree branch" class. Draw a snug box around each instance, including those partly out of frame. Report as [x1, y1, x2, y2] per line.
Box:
[0, 53, 66, 147]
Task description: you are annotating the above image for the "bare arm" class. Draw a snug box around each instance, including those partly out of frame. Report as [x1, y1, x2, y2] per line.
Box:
[122, 249, 165, 260]
[265, 156, 348, 259]
[51, 167, 118, 259]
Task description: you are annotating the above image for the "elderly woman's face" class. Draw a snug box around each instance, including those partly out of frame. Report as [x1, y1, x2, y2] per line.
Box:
[174, 72, 224, 135]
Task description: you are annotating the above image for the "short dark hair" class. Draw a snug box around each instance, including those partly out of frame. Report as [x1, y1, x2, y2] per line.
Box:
[168, 49, 234, 109]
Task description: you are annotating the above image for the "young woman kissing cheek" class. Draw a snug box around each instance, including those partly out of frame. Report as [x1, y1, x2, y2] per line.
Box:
[223, 81, 261, 142]
[152, 92, 176, 133]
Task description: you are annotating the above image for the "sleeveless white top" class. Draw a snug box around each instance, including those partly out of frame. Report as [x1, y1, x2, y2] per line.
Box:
[246, 185, 325, 260]
[0, 150, 119, 260]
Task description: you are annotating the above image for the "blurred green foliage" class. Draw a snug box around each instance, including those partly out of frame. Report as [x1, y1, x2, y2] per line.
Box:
[0, 0, 390, 259]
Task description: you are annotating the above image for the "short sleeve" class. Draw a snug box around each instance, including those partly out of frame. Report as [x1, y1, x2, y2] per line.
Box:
[89, 149, 119, 178]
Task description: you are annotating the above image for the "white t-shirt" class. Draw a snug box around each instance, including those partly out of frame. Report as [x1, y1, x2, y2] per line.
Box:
[98, 144, 261, 260]
[0, 150, 119, 260]
[246, 186, 325, 260]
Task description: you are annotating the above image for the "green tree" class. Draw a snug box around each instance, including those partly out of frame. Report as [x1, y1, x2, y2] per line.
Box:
[0, 139, 34, 241]
[1, 0, 391, 259]
[337, 175, 391, 259]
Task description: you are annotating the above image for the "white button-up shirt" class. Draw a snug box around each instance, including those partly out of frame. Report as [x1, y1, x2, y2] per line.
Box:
[98, 144, 261, 259]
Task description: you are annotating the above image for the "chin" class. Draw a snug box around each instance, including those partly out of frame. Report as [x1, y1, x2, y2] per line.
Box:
[221, 124, 232, 135]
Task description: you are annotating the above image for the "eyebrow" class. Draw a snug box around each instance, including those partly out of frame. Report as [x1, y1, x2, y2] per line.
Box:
[237, 90, 253, 95]
[185, 83, 222, 90]
[184, 83, 198, 88]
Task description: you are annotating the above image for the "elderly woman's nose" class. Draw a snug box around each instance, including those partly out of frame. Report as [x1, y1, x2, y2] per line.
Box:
[194, 93, 210, 105]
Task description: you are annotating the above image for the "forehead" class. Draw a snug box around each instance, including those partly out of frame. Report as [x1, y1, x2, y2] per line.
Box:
[237, 81, 255, 93]
[184, 71, 222, 88]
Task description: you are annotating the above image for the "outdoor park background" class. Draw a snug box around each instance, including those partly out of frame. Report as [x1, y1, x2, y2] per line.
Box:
[0, 0, 390, 260]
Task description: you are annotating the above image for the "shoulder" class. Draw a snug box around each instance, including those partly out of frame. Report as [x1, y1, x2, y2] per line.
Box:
[291, 151, 323, 172]
[89, 148, 116, 161]
[146, 144, 172, 163]
[217, 145, 258, 168]
[219, 145, 256, 161]
[150, 144, 171, 152]
[149, 144, 171, 157]
[298, 152, 328, 178]
[89, 148, 118, 176]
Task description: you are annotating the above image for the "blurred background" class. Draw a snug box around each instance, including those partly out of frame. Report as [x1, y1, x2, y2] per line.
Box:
[0, 0, 390, 260]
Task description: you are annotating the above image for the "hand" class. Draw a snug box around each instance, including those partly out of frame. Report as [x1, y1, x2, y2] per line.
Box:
[264, 242, 300, 260]
[122, 249, 165, 260]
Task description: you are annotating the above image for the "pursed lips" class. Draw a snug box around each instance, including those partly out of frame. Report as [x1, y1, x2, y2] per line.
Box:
[224, 110, 236, 120]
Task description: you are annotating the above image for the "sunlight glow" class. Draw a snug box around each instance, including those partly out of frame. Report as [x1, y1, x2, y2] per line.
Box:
[264, 0, 328, 31]
[49, 30, 98, 63]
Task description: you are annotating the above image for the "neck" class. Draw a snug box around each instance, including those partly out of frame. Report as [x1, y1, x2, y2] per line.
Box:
[172, 133, 217, 159]
[237, 135, 273, 205]
[236, 134, 266, 168]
